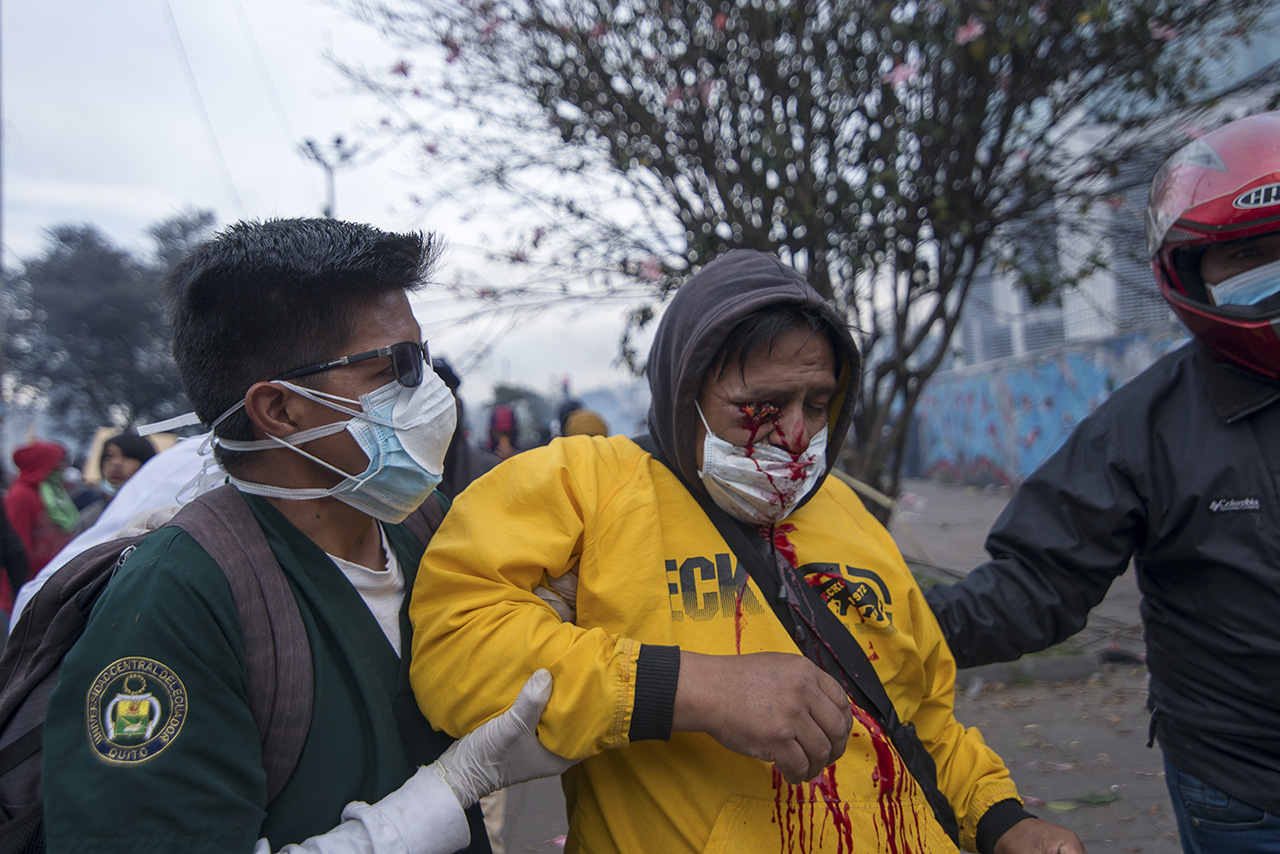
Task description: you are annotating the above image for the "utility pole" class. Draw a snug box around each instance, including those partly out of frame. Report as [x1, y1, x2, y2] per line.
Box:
[300, 136, 359, 219]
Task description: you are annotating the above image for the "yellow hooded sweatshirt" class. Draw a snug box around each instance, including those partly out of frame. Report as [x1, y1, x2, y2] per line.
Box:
[411, 250, 1023, 853]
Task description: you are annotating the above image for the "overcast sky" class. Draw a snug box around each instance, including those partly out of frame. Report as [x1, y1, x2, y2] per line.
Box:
[2, 0, 651, 414]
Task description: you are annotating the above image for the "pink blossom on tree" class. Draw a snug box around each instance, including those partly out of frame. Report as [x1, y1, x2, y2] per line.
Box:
[880, 60, 920, 86]
[637, 256, 663, 282]
[955, 17, 985, 45]
[333, 0, 1269, 494]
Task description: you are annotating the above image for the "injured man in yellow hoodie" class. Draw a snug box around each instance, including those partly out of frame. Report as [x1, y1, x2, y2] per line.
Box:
[408, 249, 1084, 854]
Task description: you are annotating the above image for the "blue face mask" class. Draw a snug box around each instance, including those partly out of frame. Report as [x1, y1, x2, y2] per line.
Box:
[1207, 258, 1280, 307]
[214, 372, 457, 523]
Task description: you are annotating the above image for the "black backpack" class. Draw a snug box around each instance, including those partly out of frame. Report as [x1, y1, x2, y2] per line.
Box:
[0, 485, 445, 854]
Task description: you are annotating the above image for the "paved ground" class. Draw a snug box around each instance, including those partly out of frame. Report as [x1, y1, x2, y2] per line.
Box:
[491, 478, 1171, 852]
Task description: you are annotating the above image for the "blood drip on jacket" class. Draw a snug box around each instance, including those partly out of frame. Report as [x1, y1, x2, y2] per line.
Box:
[766, 523, 800, 567]
[851, 701, 926, 854]
[767, 525, 924, 853]
[771, 765, 855, 853]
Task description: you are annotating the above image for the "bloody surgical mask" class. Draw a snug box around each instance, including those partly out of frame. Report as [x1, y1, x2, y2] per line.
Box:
[696, 403, 827, 525]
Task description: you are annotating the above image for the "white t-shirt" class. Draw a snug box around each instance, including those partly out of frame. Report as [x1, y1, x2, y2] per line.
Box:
[327, 524, 406, 657]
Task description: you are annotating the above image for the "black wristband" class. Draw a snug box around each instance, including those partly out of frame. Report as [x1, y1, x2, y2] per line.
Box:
[628, 644, 681, 741]
[976, 798, 1035, 854]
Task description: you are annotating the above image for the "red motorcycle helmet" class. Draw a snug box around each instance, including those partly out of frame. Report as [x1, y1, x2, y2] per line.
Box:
[1147, 111, 1280, 380]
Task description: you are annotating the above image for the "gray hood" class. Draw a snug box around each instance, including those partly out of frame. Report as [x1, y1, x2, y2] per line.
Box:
[645, 249, 861, 499]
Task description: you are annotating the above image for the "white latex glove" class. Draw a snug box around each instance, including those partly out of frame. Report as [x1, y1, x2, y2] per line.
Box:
[429, 669, 575, 808]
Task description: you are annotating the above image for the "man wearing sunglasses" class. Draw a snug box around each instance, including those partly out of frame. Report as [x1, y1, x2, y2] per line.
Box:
[41, 218, 570, 854]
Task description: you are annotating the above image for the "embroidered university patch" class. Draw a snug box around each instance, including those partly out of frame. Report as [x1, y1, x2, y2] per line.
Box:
[86, 657, 188, 765]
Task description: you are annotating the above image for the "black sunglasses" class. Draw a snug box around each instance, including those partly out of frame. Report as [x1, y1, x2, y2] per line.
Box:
[273, 340, 430, 388]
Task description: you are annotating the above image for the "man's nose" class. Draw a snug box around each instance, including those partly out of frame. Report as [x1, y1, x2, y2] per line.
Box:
[769, 407, 809, 453]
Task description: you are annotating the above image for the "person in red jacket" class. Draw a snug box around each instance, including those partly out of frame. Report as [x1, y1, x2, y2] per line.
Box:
[3, 440, 77, 609]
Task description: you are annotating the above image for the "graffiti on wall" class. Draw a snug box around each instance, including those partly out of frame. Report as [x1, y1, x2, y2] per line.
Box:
[915, 331, 1187, 486]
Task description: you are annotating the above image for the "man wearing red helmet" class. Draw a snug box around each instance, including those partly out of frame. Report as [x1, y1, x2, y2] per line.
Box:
[926, 111, 1280, 853]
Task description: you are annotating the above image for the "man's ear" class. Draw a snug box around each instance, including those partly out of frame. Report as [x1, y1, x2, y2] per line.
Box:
[243, 381, 305, 439]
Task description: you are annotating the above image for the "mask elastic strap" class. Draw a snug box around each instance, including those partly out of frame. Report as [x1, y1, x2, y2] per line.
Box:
[206, 380, 387, 442]
[216, 420, 350, 452]
[275, 381, 362, 415]
[176, 450, 229, 504]
[226, 474, 343, 502]
[138, 411, 204, 435]
[695, 401, 717, 436]
[206, 381, 371, 472]
[277, 380, 402, 429]
[215, 426, 370, 486]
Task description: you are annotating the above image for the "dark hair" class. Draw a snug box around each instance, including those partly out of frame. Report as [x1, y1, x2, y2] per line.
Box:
[711, 304, 846, 381]
[100, 431, 156, 468]
[556, 397, 584, 426]
[162, 218, 441, 471]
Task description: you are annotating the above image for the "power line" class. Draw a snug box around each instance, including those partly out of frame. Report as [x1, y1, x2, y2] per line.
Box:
[228, 0, 310, 180]
[158, 0, 244, 213]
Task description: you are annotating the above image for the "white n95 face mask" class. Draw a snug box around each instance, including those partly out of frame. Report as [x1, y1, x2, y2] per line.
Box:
[214, 370, 457, 523]
[696, 403, 827, 526]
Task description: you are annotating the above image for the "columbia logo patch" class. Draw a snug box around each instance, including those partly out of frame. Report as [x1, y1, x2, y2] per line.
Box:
[1209, 497, 1261, 512]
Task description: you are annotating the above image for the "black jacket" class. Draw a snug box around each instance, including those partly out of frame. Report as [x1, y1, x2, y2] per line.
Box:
[926, 342, 1280, 813]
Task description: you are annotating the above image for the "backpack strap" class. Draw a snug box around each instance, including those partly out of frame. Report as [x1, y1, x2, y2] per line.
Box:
[399, 491, 448, 548]
[168, 486, 313, 806]
[0, 535, 146, 825]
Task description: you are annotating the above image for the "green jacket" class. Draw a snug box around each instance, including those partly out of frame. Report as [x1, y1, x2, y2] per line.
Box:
[43, 493, 489, 853]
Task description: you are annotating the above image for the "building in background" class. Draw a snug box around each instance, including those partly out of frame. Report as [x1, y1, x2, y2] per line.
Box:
[921, 33, 1280, 486]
